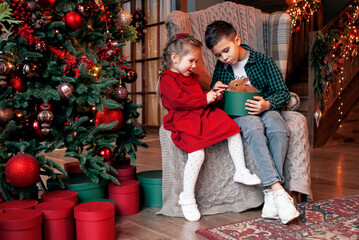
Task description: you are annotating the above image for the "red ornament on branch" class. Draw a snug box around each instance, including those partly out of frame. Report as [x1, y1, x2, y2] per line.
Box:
[64, 11, 83, 30]
[114, 86, 128, 101]
[10, 76, 26, 92]
[123, 69, 137, 83]
[5, 153, 40, 187]
[95, 107, 123, 132]
[36, 0, 56, 9]
[97, 147, 112, 162]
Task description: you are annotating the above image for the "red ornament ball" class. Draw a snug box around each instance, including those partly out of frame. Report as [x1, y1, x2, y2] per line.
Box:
[95, 107, 123, 132]
[97, 147, 112, 162]
[123, 69, 137, 83]
[37, 0, 55, 9]
[10, 76, 26, 92]
[114, 86, 128, 101]
[5, 153, 40, 187]
[64, 11, 83, 30]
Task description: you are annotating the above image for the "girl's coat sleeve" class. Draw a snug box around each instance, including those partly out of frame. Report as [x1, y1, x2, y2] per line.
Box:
[160, 74, 208, 111]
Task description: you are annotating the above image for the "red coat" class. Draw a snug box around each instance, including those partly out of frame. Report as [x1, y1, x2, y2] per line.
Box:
[160, 70, 241, 153]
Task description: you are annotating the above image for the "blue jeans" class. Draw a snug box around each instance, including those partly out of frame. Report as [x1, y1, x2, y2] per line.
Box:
[234, 110, 289, 187]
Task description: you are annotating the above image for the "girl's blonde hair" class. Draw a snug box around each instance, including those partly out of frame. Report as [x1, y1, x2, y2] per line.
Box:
[158, 34, 203, 105]
[161, 34, 203, 71]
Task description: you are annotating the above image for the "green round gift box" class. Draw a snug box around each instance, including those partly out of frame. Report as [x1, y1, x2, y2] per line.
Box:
[46, 175, 106, 203]
[136, 170, 163, 207]
[223, 91, 262, 116]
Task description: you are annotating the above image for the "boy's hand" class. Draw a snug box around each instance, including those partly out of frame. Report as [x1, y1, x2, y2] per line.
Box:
[213, 81, 228, 91]
[245, 96, 270, 115]
[207, 89, 223, 104]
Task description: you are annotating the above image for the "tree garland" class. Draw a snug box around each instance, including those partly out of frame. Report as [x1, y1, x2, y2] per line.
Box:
[310, 1, 359, 111]
[131, 8, 147, 41]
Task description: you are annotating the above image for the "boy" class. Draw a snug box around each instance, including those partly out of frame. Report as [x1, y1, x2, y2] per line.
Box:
[204, 20, 299, 224]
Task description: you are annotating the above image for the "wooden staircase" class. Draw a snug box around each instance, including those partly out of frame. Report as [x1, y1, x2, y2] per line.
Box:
[285, 0, 359, 148]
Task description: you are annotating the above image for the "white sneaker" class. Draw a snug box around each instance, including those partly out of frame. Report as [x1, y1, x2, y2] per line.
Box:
[261, 189, 279, 219]
[273, 189, 300, 224]
[234, 169, 261, 185]
[178, 192, 201, 221]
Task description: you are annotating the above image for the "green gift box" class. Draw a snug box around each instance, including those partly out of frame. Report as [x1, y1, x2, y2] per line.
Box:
[136, 170, 162, 207]
[223, 91, 262, 116]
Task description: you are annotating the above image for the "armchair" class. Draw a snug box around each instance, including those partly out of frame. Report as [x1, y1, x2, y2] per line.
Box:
[157, 2, 311, 218]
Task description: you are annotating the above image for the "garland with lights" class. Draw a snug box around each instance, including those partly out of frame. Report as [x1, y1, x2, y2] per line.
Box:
[287, 0, 320, 32]
[310, 1, 359, 125]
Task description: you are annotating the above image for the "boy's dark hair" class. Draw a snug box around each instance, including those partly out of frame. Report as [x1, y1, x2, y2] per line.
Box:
[205, 21, 237, 49]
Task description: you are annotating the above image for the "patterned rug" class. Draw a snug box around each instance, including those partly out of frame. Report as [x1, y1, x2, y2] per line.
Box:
[196, 195, 359, 239]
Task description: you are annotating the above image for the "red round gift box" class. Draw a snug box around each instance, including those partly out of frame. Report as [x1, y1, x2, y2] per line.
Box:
[108, 180, 140, 216]
[0, 209, 42, 240]
[35, 200, 76, 240]
[41, 190, 78, 204]
[64, 162, 84, 174]
[114, 165, 136, 181]
[0, 199, 38, 212]
[74, 201, 115, 240]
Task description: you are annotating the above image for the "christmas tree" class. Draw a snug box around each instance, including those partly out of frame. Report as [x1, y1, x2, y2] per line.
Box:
[0, 0, 147, 201]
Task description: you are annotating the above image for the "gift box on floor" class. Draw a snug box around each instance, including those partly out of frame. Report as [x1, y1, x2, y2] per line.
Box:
[108, 180, 139, 216]
[0, 209, 42, 240]
[112, 164, 136, 181]
[0, 199, 38, 212]
[35, 200, 76, 240]
[41, 190, 78, 204]
[64, 162, 84, 177]
[64, 177, 106, 203]
[136, 170, 163, 207]
[74, 201, 115, 240]
[47, 174, 106, 203]
[82, 198, 115, 204]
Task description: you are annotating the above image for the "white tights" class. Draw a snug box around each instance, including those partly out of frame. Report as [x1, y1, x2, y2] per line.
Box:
[182, 133, 245, 200]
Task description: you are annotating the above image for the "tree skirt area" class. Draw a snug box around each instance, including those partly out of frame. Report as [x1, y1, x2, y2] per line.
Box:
[196, 195, 359, 239]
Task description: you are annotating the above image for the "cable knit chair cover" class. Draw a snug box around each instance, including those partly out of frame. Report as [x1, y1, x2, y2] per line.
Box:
[157, 2, 311, 218]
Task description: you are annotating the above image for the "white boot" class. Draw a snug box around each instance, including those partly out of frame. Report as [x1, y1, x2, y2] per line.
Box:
[178, 192, 201, 221]
[228, 134, 261, 185]
[273, 189, 300, 224]
[234, 169, 261, 185]
[261, 189, 279, 219]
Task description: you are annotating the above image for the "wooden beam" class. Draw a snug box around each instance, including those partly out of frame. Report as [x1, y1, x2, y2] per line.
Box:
[181, 0, 187, 12]
[308, 31, 318, 147]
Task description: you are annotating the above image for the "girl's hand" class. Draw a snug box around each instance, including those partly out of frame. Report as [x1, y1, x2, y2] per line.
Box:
[245, 96, 271, 115]
[213, 81, 228, 91]
[207, 89, 223, 104]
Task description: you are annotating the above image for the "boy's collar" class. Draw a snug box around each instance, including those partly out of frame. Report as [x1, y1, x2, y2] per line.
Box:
[224, 44, 253, 69]
[240, 44, 256, 64]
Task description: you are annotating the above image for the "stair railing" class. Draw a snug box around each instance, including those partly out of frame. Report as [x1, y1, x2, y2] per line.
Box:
[308, 0, 359, 147]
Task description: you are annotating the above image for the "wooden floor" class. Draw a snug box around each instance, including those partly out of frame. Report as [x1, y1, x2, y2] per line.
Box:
[45, 128, 359, 240]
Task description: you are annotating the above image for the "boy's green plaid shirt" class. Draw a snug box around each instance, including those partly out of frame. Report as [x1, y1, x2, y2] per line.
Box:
[210, 45, 291, 110]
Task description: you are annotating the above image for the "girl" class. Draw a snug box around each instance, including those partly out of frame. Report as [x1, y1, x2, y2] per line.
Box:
[159, 34, 261, 222]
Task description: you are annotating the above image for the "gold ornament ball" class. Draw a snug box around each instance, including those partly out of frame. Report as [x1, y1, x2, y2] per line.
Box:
[117, 10, 132, 27]
[0, 108, 14, 124]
